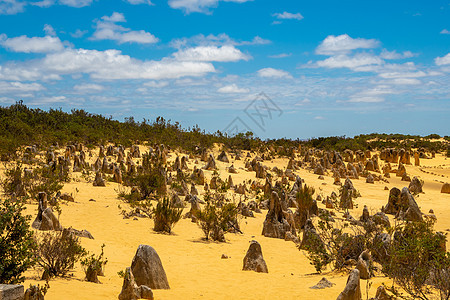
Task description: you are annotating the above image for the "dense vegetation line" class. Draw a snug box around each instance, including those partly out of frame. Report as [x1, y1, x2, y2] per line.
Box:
[0, 101, 448, 159]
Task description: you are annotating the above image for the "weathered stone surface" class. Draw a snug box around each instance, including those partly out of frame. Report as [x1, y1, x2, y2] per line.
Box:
[383, 187, 422, 221]
[355, 250, 371, 280]
[131, 245, 170, 290]
[374, 285, 391, 300]
[24, 285, 44, 300]
[441, 183, 450, 194]
[32, 192, 62, 231]
[118, 267, 153, 300]
[336, 269, 362, 300]
[262, 191, 295, 239]
[0, 284, 24, 300]
[204, 154, 217, 170]
[242, 240, 268, 273]
[93, 172, 106, 187]
[217, 151, 229, 163]
[310, 277, 335, 289]
[408, 176, 423, 194]
[340, 178, 356, 210]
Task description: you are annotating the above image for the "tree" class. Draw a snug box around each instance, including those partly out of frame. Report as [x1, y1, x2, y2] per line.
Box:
[0, 197, 36, 284]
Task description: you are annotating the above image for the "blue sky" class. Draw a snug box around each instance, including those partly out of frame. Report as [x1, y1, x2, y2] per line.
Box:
[0, 0, 449, 139]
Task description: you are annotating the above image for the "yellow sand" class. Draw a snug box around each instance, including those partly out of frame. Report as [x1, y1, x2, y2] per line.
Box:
[9, 147, 450, 299]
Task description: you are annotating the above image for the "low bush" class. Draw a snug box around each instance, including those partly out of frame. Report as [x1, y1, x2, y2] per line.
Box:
[81, 244, 108, 283]
[152, 197, 182, 234]
[0, 197, 36, 284]
[34, 230, 86, 279]
[195, 192, 240, 242]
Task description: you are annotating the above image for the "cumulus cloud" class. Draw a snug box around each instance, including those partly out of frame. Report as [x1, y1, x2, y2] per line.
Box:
[272, 12, 303, 21]
[168, 0, 251, 14]
[316, 34, 380, 55]
[217, 84, 249, 93]
[91, 12, 159, 44]
[435, 53, 450, 66]
[316, 53, 383, 71]
[440, 29, 450, 34]
[257, 68, 292, 78]
[42, 48, 216, 80]
[0, 34, 64, 53]
[380, 49, 415, 59]
[173, 45, 250, 62]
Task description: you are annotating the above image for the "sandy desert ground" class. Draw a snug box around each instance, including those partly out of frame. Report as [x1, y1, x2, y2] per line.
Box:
[6, 145, 449, 299]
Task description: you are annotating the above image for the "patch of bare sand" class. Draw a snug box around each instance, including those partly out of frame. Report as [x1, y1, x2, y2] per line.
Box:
[14, 149, 450, 299]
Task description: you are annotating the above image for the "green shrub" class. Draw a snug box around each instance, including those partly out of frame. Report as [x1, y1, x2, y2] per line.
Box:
[81, 244, 107, 283]
[0, 197, 36, 284]
[382, 219, 449, 299]
[195, 192, 239, 242]
[34, 230, 86, 279]
[152, 197, 182, 234]
[1, 163, 66, 200]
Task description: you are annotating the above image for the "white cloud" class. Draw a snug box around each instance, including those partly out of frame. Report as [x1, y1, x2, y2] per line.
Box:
[102, 11, 125, 22]
[0, 81, 44, 93]
[125, 0, 153, 4]
[173, 45, 250, 62]
[440, 29, 450, 35]
[0, 34, 64, 53]
[32, 0, 54, 7]
[345, 85, 396, 103]
[71, 29, 88, 38]
[91, 12, 159, 44]
[217, 84, 249, 93]
[43, 24, 56, 36]
[58, 0, 92, 7]
[272, 12, 303, 21]
[41, 48, 216, 80]
[168, 0, 251, 14]
[388, 78, 421, 85]
[171, 33, 270, 48]
[73, 83, 104, 93]
[347, 96, 384, 103]
[144, 81, 169, 88]
[314, 116, 324, 120]
[380, 49, 415, 59]
[269, 53, 291, 58]
[0, 0, 26, 14]
[29, 95, 67, 106]
[316, 53, 383, 71]
[316, 34, 380, 55]
[257, 67, 292, 78]
[435, 53, 450, 66]
[295, 98, 311, 106]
